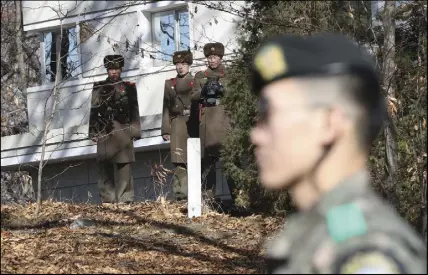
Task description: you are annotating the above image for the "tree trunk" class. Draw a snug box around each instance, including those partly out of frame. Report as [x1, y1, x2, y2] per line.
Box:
[15, 0, 28, 124]
[416, 4, 427, 242]
[382, 0, 398, 197]
[15, 1, 26, 89]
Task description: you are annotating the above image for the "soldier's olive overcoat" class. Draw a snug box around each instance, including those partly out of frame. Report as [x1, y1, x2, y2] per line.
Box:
[162, 73, 197, 163]
[89, 78, 142, 163]
[191, 64, 231, 158]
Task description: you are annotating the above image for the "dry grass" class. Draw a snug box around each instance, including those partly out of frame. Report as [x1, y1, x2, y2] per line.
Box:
[1, 201, 284, 274]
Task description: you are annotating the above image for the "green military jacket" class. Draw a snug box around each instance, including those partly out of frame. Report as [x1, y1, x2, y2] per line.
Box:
[89, 77, 141, 163]
[190, 63, 231, 158]
[265, 170, 427, 274]
[161, 72, 196, 164]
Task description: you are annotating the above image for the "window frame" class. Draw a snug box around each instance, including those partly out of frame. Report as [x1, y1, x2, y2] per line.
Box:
[39, 22, 83, 85]
[150, 7, 190, 68]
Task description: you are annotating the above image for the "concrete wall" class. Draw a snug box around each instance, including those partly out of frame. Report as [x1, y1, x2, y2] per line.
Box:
[32, 150, 232, 203]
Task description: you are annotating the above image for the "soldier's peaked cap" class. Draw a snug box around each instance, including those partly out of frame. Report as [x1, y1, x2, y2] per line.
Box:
[173, 50, 193, 65]
[104, 55, 124, 69]
[251, 33, 380, 97]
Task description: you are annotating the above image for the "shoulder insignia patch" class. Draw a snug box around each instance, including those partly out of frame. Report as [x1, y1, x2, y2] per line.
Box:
[326, 203, 367, 243]
[335, 249, 404, 274]
[124, 81, 136, 86]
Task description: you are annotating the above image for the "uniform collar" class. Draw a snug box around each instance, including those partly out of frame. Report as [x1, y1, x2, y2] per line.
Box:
[207, 63, 225, 73]
[176, 72, 190, 79]
[105, 77, 123, 84]
[312, 169, 371, 214]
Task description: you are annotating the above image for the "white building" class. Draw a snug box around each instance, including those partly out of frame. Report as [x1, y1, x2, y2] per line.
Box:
[1, 1, 244, 203]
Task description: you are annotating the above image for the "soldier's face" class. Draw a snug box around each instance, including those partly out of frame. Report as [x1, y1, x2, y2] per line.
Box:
[207, 55, 221, 69]
[250, 79, 327, 189]
[175, 62, 190, 76]
[107, 68, 121, 81]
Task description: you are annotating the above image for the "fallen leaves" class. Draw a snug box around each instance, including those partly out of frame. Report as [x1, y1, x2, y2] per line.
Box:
[1, 201, 284, 274]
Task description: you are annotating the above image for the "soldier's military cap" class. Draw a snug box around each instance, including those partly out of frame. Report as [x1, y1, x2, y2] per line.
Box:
[104, 55, 124, 69]
[251, 33, 380, 97]
[203, 42, 225, 58]
[173, 50, 193, 65]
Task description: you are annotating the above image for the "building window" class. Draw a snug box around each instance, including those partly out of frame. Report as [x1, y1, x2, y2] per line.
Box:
[151, 9, 190, 67]
[43, 26, 80, 83]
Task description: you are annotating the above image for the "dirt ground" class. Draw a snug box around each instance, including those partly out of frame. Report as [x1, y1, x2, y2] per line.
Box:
[1, 201, 284, 274]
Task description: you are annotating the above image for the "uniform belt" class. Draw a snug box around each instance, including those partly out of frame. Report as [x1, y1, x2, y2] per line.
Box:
[172, 109, 190, 117]
[181, 109, 190, 116]
[202, 99, 221, 107]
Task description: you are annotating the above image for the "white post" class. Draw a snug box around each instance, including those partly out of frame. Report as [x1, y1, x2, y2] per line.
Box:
[187, 138, 201, 218]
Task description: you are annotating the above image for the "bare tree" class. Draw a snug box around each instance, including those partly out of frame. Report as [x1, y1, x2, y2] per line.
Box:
[15, 1, 26, 92]
[382, 1, 399, 200]
[33, 1, 137, 214]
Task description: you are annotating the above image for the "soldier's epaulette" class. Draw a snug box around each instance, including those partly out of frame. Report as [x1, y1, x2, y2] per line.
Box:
[124, 81, 136, 86]
[93, 80, 104, 88]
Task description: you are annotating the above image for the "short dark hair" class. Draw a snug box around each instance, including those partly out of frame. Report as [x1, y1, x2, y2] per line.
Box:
[347, 74, 387, 150]
[298, 73, 387, 151]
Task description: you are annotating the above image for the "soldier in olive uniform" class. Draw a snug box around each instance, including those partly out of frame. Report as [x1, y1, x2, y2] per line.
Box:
[191, 42, 236, 207]
[89, 55, 142, 203]
[161, 50, 196, 201]
[250, 34, 427, 273]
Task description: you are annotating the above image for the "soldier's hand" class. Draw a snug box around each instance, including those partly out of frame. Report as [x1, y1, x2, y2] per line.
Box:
[91, 137, 98, 143]
[162, 135, 170, 141]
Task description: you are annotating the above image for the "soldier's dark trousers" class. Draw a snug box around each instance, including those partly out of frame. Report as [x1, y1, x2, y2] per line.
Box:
[97, 161, 134, 203]
[202, 156, 237, 205]
[173, 163, 188, 200]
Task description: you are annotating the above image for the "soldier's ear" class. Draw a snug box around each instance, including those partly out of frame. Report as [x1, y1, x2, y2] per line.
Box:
[320, 107, 347, 147]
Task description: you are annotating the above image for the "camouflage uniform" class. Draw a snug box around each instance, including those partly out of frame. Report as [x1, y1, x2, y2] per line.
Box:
[89, 55, 141, 203]
[249, 34, 427, 273]
[162, 50, 197, 200]
[191, 42, 236, 205]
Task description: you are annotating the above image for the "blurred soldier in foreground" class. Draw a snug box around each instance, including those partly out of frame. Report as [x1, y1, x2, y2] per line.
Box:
[250, 34, 427, 273]
[89, 55, 141, 203]
[162, 50, 196, 201]
[191, 42, 236, 209]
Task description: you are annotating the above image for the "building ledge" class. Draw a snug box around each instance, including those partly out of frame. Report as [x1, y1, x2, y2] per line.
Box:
[1, 134, 169, 171]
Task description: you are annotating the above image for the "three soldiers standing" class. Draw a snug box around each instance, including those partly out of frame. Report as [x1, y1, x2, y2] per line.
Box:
[90, 43, 235, 207]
